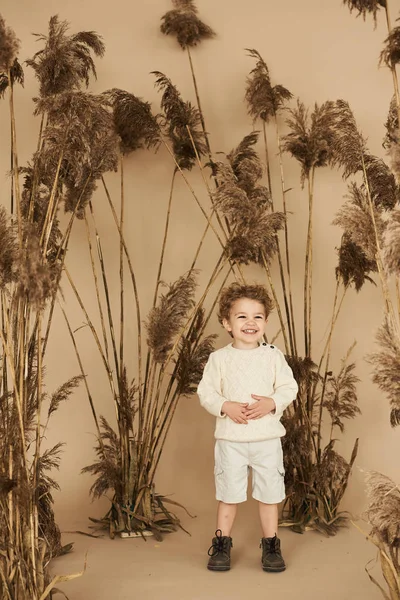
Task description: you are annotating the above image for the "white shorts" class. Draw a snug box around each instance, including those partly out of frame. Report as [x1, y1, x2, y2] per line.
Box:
[214, 438, 285, 504]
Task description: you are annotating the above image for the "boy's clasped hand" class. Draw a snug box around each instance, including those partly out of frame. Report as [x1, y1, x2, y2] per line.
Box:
[222, 395, 276, 424]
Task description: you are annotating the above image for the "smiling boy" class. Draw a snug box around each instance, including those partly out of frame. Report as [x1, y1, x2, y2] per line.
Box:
[197, 283, 298, 572]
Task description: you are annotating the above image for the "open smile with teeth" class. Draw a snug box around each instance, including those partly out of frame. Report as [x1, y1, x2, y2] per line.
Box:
[242, 329, 258, 334]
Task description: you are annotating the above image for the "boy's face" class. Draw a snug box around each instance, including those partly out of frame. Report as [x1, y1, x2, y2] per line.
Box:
[222, 298, 267, 349]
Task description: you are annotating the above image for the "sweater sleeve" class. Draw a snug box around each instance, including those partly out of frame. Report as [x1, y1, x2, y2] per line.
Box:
[270, 349, 298, 418]
[197, 352, 228, 418]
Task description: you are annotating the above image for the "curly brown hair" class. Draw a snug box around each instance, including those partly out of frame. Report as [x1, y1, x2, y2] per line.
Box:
[217, 283, 274, 324]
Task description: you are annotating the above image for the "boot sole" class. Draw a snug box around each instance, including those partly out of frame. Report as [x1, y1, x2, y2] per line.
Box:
[207, 565, 231, 572]
[262, 565, 286, 573]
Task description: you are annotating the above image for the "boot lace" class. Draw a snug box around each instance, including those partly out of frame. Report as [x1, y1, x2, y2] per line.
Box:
[261, 535, 281, 556]
[208, 529, 230, 557]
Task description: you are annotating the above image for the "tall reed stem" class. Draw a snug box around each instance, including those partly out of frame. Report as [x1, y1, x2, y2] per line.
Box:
[263, 120, 296, 355]
[274, 115, 296, 352]
[119, 154, 125, 379]
[262, 252, 290, 354]
[101, 177, 143, 395]
[84, 214, 110, 362]
[88, 201, 120, 380]
[59, 302, 105, 451]
[304, 168, 315, 357]
[8, 69, 22, 247]
[186, 47, 212, 157]
[315, 281, 348, 456]
[153, 167, 178, 306]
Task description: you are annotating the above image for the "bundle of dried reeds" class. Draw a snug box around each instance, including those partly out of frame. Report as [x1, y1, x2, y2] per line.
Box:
[0, 14, 116, 598]
[343, 3, 400, 594]
[360, 471, 400, 598]
[63, 65, 227, 537]
[241, 48, 367, 534]
[159, 1, 365, 535]
[61, 0, 286, 541]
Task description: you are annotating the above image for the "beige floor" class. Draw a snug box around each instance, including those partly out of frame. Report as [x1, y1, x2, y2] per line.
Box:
[53, 504, 382, 600]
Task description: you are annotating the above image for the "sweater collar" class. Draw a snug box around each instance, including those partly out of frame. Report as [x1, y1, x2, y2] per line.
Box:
[227, 342, 265, 352]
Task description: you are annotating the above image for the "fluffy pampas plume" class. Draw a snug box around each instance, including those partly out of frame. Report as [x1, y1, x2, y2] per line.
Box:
[0, 14, 23, 97]
[26, 15, 104, 96]
[0, 15, 20, 71]
[336, 234, 376, 291]
[282, 100, 337, 185]
[104, 88, 160, 155]
[160, 0, 215, 49]
[245, 48, 292, 123]
[368, 319, 400, 427]
[213, 133, 285, 265]
[153, 71, 207, 169]
[146, 271, 197, 364]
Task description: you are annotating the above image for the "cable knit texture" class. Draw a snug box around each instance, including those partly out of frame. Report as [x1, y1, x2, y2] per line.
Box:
[197, 343, 298, 442]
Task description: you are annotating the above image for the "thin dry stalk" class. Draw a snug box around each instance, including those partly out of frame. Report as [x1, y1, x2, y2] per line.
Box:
[64, 265, 118, 404]
[261, 252, 290, 353]
[101, 176, 143, 393]
[274, 116, 297, 352]
[304, 168, 315, 357]
[84, 213, 110, 362]
[119, 153, 125, 379]
[7, 67, 22, 247]
[153, 167, 178, 306]
[185, 125, 245, 282]
[315, 281, 349, 453]
[187, 47, 211, 157]
[262, 121, 296, 355]
[161, 136, 227, 250]
[59, 302, 104, 447]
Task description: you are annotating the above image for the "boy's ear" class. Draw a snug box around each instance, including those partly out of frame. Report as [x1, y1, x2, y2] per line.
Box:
[222, 318, 232, 333]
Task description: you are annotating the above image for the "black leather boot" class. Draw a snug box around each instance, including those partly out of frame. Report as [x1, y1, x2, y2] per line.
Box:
[260, 534, 286, 572]
[207, 529, 233, 571]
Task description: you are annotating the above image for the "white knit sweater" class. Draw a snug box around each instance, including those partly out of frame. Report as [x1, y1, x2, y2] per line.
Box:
[197, 343, 298, 442]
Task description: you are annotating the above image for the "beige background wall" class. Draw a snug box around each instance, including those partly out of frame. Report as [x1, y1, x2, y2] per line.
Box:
[0, 0, 399, 530]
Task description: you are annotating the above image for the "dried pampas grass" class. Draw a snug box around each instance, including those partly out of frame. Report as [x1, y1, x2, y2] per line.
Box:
[336, 234, 376, 291]
[153, 71, 207, 170]
[0, 15, 20, 71]
[160, 0, 215, 49]
[282, 100, 337, 185]
[343, 0, 386, 24]
[381, 19, 400, 68]
[245, 48, 292, 123]
[324, 358, 361, 433]
[105, 88, 160, 155]
[361, 471, 400, 599]
[26, 15, 104, 96]
[0, 13, 111, 598]
[146, 272, 197, 363]
[368, 319, 400, 427]
[333, 182, 386, 264]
